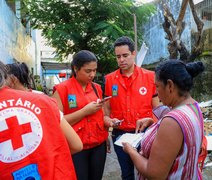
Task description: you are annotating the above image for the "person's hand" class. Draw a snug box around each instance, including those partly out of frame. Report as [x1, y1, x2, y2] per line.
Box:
[139, 150, 144, 156]
[106, 138, 111, 153]
[135, 117, 154, 133]
[111, 118, 123, 128]
[83, 101, 103, 115]
[104, 116, 123, 128]
[97, 96, 112, 104]
[122, 142, 136, 154]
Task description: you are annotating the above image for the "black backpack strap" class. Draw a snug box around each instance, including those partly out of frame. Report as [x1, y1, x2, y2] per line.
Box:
[91, 83, 99, 98]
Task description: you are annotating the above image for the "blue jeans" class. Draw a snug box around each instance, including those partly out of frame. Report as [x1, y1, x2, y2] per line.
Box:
[112, 129, 136, 180]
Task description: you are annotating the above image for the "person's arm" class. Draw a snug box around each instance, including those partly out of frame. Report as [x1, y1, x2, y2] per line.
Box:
[123, 117, 183, 179]
[52, 90, 103, 125]
[152, 96, 170, 120]
[103, 100, 121, 128]
[135, 96, 162, 132]
[51, 90, 64, 111]
[135, 118, 154, 133]
[103, 100, 113, 127]
[151, 95, 161, 109]
[60, 117, 83, 154]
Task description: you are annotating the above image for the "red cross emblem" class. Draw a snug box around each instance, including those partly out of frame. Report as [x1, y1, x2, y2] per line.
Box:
[139, 87, 147, 95]
[0, 116, 32, 150]
[0, 107, 42, 163]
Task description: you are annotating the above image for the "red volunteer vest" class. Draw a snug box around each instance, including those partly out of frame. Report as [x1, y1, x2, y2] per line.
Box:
[54, 77, 108, 149]
[0, 87, 76, 180]
[105, 65, 157, 131]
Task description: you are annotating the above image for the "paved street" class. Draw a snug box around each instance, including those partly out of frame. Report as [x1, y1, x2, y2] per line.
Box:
[102, 137, 121, 180]
[103, 137, 212, 180]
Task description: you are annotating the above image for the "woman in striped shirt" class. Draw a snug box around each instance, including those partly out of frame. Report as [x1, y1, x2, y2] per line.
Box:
[123, 59, 205, 179]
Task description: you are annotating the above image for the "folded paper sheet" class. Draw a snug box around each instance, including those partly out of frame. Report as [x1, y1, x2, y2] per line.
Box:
[114, 133, 144, 148]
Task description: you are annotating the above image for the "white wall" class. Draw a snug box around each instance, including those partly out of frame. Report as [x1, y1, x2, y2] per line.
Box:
[0, 0, 35, 70]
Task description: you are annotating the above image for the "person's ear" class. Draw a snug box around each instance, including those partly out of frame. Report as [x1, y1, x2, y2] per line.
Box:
[73, 66, 77, 72]
[6, 75, 15, 88]
[167, 79, 174, 93]
[11, 76, 18, 83]
[132, 50, 136, 56]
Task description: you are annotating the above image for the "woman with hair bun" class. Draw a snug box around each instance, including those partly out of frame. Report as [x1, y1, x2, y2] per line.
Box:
[122, 59, 205, 179]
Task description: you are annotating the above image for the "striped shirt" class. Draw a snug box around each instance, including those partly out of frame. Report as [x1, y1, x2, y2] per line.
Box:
[139, 102, 203, 180]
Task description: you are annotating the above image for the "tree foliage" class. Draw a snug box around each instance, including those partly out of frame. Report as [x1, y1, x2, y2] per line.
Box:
[22, 0, 155, 73]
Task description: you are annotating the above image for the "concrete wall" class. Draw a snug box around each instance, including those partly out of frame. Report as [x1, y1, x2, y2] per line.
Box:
[141, 0, 192, 64]
[0, 0, 35, 69]
[192, 56, 212, 101]
[140, 0, 212, 101]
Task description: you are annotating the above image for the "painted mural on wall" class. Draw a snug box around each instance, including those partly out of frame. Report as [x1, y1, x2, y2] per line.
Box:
[0, 0, 35, 66]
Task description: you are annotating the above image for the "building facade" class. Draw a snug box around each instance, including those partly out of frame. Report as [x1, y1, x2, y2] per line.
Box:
[0, 0, 38, 72]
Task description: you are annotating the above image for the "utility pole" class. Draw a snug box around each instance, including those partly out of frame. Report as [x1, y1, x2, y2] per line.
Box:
[133, 14, 138, 64]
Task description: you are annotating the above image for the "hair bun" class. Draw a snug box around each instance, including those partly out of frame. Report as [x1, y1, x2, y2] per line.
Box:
[186, 61, 205, 78]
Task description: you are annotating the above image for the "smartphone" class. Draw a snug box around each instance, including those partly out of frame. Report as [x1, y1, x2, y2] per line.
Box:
[96, 96, 112, 104]
[101, 96, 112, 103]
[113, 120, 124, 125]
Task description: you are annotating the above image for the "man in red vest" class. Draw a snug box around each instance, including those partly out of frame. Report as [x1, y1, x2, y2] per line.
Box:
[0, 61, 83, 180]
[104, 36, 160, 180]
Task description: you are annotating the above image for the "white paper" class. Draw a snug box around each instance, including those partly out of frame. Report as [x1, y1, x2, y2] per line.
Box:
[206, 136, 212, 150]
[114, 133, 144, 148]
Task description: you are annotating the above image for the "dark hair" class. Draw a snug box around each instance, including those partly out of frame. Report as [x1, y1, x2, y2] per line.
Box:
[113, 36, 135, 52]
[155, 59, 205, 95]
[0, 61, 7, 88]
[6, 62, 31, 88]
[71, 50, 97, 77]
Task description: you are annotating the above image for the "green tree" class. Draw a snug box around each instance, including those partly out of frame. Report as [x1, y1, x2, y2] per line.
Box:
[22, 0, 155, 73]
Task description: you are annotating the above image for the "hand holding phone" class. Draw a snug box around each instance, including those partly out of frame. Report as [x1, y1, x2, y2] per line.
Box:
[101, 96, 112, 103]
[96, 96, 112, 103]
[113, 119, 124, 126]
